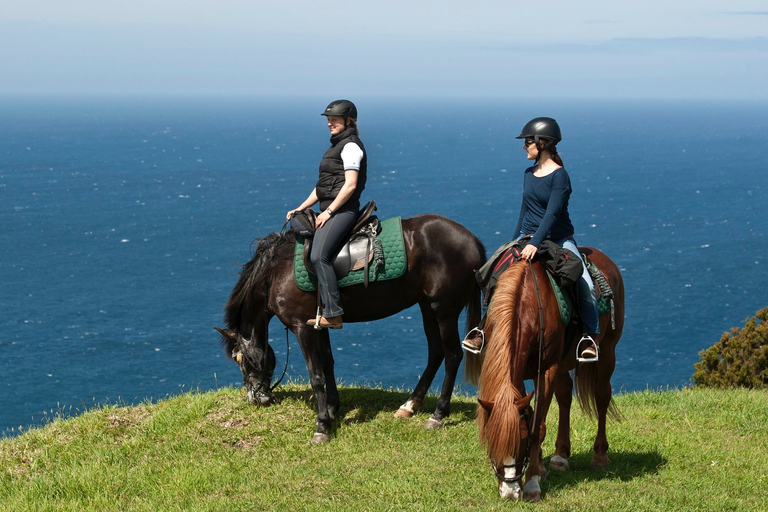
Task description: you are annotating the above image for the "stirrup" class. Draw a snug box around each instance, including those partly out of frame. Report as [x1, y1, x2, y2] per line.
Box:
[311, 307, 323, 331]
[462, 327, 485, 355]
[576, 335, 599, 362]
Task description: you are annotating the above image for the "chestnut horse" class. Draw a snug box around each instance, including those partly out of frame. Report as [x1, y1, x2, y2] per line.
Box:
[217, 214, 485, 444]
[464, 247, 624, 501]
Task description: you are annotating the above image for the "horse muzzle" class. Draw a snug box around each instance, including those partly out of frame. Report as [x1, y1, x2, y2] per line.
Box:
[244, 377, 275, 406]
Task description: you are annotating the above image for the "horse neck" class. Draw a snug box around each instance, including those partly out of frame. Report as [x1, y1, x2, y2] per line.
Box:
[224, 232, 288, 332]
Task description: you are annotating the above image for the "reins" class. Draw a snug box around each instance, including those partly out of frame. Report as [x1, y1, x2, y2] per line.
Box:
[525, 259, 546, 469]
[270, 327, 290, 391]
[268, 221, 293, 391]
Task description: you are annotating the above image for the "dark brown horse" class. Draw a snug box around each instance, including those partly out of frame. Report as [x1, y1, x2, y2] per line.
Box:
[464, 247, 624, 501]
[217, 214, 485, 444]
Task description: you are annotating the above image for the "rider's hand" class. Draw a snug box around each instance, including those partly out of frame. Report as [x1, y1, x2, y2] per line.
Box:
[315, 210, 330, 229]
[521, 244, 538, 261]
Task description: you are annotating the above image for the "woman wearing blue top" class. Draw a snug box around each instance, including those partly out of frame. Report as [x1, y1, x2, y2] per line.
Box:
[285, 99, 367, 330]
[515, 117, 600, 360]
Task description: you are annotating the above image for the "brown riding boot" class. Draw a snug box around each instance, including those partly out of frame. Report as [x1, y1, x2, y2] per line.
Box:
[461, 328, 485, 354]
[307, 315, 343, 330]
[578, 334, 599, 361]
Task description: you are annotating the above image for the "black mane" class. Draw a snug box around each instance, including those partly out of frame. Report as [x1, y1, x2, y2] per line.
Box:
[221, 230, 295, 351]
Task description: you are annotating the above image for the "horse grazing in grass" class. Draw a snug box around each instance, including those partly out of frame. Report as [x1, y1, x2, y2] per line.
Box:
[464, 247, 624, 502]
[217, 214, 485, 444]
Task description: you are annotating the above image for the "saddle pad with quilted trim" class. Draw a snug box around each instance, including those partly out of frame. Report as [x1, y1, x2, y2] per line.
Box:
[293, 216, 407, 292]
[546, 271, 612, 326]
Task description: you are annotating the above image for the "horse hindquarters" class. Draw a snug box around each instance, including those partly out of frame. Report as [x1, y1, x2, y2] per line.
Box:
[574, 247, 625, 470]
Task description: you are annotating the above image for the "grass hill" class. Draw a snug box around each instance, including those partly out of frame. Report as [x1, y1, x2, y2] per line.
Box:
[1, 384, 766, 511]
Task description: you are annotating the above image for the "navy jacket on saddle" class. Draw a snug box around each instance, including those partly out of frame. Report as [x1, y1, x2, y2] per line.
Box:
[315, 126, 367, 212]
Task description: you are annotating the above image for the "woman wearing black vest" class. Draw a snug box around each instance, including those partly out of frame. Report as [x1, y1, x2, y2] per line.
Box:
[285, 100, 367, 329]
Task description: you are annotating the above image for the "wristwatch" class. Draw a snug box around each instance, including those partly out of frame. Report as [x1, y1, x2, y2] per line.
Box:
[325, 207, 334, 216]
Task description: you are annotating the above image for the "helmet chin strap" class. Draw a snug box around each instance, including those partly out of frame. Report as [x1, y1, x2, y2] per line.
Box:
[533, 136, 555, 164]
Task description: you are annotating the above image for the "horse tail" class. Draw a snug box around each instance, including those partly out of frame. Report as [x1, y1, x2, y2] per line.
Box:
[477, 263, 527, 467]
[574, 362, 621, 421]
[575, 251, 624, 422]
[462, 235, 487, 386]
[462, 281, 484, 385]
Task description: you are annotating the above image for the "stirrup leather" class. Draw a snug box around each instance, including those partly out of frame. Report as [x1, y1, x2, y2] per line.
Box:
[576, 334, 599, 362]
[462, 327, 485, 355]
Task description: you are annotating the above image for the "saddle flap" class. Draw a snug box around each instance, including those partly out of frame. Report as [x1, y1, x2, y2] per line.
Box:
[334, 236, 373, 275]
[302, 226, 376, 279]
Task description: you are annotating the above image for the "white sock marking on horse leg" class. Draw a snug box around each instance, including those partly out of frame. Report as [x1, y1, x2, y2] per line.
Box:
[550, 454, 569, 470]
[523, 475, 541, 500]
[400, 399, 417, 414]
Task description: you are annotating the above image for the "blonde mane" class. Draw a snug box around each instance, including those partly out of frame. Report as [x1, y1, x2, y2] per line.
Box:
[476, 262, 529, 466]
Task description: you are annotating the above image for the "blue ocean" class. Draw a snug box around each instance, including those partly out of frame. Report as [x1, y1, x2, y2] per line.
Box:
[1, 96, 766, 436]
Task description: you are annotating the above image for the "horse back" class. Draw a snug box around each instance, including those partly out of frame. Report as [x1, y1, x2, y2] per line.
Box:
[401, 213, 486, 271]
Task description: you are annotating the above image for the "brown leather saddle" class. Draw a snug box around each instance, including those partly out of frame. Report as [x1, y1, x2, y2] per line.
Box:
[303, 200, 380, 284]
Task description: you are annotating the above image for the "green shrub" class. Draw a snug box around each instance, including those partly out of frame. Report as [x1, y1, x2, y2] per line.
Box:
[693, 307, 768, 389]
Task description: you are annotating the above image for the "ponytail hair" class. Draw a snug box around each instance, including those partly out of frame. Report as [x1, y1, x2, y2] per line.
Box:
[549, 145, 564, 167]
[347, 118, 359, 136]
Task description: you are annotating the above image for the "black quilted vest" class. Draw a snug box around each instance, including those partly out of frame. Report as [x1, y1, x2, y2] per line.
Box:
[315, 127, 367, 212]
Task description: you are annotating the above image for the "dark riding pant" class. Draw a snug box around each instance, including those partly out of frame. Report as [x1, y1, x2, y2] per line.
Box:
[310, 209, 356, 318]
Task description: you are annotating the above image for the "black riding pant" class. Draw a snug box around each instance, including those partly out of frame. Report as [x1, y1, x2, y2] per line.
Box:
[310, 210, 356, 318]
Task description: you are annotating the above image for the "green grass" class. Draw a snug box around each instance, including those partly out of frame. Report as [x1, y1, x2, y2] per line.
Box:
[1, 385, 767, 511]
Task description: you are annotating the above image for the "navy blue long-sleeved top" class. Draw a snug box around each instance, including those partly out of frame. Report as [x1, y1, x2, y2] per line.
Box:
[514, 166, 575, 246]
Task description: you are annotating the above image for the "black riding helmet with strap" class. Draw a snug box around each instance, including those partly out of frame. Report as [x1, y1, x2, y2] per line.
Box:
[515, 117, 562, 153]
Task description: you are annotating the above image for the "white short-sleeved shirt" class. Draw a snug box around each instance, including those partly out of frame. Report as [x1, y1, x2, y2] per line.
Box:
[340, 143, 364, 171]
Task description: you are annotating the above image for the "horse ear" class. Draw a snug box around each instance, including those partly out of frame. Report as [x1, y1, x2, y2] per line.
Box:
[478, 398, 495, 412]
[515, 392, 535, 409]
[214, 327, 238, 344]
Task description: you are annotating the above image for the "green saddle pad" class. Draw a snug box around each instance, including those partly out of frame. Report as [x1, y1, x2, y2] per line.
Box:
[293, 216, 407, 292]
[546, 271, 612, 326]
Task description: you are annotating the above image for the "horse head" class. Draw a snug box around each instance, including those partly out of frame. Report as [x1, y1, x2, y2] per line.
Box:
[479, 391, 535, 500]
[215, 325, 276, 406]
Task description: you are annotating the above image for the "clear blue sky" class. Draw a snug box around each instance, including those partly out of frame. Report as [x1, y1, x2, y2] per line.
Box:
[1, 0, 766, 99]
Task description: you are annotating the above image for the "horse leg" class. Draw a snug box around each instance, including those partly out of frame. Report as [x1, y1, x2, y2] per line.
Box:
[591, 336, 617, 470]
[295, 326, 335, 445]
[550, 370, 573, 471]
[318, 328, 340, 422]
[394, 303, 448, 428]
[426, 314, 463, 429]
[523, 368, 557, 503]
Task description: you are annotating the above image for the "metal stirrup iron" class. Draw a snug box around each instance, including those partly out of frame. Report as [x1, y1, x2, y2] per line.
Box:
[576, 334, 599, 362]
[461, 327, 485, 355]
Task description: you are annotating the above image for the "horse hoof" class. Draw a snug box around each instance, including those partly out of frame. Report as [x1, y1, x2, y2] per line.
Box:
[395, 399, 421, 419]
[424, 417, 443, 430]
[310, 433, 330, 445]
[523, 491, 541, 503]
[394, 407, 414, 419]
[522, 476, 541, 502]
[590, 461, 610, 471]
[549, 455, 569, 471]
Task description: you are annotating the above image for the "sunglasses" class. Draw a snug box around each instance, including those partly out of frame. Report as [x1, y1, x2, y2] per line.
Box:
[524, 139, 537, 147]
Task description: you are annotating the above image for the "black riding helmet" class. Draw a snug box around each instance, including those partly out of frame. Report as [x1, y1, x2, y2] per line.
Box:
[515, 117, 562, 152]
[321, 99, 357, 120]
